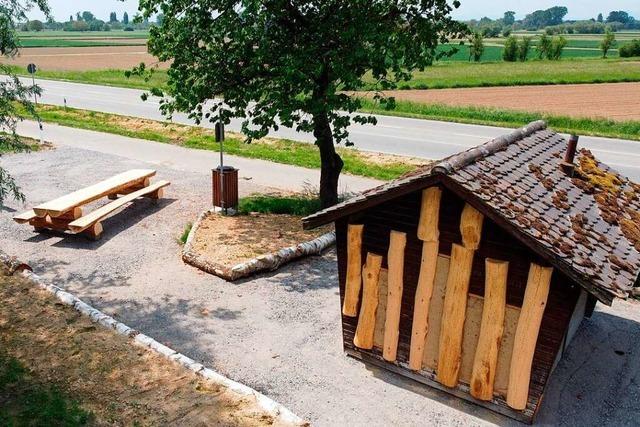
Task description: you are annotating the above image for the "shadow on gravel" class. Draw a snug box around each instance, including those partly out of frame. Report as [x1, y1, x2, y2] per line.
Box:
[235, 249, 339, 294]
[18, 198, 176, 249]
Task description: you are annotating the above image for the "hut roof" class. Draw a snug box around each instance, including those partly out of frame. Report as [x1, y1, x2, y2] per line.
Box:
[303, 121, 640, 304]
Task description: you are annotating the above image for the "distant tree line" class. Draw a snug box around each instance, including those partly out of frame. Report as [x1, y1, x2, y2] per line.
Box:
[467, 7, 640, 37]
[19, 10, 163, 32]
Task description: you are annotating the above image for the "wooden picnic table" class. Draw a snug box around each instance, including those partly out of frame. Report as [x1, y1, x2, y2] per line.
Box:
[14, 169, 170, 240]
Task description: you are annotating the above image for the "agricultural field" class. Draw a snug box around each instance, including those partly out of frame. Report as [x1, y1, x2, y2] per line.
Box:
[16, 30, 149, 38]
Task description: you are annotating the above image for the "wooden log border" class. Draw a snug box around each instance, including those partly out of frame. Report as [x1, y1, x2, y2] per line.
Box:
[182, 209, 336, 281]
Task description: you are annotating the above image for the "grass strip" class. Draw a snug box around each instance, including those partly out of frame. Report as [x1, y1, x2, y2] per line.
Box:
[32, 105, 414, 181]
[359, 99, 640, 142]
[238, 195, 322, 216]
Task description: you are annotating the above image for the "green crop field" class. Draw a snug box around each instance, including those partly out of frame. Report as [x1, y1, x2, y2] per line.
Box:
[438, 43, 610, 62]
[16, 30, 149, 39]
[19, 38, 146, 48]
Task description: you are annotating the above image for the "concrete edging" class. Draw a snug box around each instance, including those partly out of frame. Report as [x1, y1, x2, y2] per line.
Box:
[0, 253, 306, 426]
[182, 208, 335, 281]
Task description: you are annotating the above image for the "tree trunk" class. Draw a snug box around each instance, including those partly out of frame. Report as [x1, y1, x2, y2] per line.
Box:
[314, 111, 343, 208]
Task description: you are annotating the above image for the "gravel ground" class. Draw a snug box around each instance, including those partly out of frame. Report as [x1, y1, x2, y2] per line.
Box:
[1, 146, 639, 426]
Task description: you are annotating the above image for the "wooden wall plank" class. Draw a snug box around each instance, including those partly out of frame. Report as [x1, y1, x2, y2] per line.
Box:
[383, 231, 407, 362]
[353, 253, 383, 350]
[409, 241, 439, 370]
[470, 259, 509, 401]
[507, 263, 553, 410]
[343, 224, 364, 317]
[437, 244, 475, 387]
[417, 187, 442, 241]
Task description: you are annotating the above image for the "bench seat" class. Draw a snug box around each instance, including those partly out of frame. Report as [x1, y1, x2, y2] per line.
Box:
[68, 180, 170, 233]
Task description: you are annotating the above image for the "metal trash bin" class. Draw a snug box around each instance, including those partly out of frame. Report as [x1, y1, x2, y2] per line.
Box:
[212, 166, 239, 209]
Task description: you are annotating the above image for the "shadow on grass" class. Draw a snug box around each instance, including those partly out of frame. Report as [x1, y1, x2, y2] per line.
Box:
[0, 353, 92, 426]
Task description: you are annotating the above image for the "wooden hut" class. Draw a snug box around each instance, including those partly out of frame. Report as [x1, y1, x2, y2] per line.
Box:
[302, 121, 640, 423]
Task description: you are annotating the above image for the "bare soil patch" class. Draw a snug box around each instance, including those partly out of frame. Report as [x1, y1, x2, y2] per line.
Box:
[192, 213, 330, 267]
[0, 269, 294, 426]
[0, 46, 166, 71]
[378, 82, 640, 121]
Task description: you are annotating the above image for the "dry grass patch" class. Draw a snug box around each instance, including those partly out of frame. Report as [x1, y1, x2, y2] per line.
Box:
[192, 213, 331, 267]
[0, 269, 297, 426]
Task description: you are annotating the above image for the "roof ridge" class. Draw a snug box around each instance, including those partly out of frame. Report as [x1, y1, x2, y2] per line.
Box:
[432, 120, 547, 175]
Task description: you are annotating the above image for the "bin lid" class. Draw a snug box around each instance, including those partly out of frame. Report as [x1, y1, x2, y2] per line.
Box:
[213, 165, 237, 171]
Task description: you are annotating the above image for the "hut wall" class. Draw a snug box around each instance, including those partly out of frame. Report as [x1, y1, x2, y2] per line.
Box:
[335, 185, 582, 422]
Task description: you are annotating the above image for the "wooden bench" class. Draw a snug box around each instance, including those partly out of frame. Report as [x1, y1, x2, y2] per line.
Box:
[13, 170, 170, 240]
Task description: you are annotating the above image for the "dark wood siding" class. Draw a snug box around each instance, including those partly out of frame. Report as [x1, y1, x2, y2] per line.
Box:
[335, 186, 581, 423]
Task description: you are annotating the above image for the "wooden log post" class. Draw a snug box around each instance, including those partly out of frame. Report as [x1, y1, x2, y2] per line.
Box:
[470, 259, 509, 401]
[507, 263, 553, 410]
[353, 253, 383, 350]
[460, 204, 484, 250]
[417, 187, 442, 242]
[409, 186, 442, 371]
[383, 231, 407, 362]
[343, 224, 364, 317]
[437, 244, 475, 387]
[437, 204, 483, 388]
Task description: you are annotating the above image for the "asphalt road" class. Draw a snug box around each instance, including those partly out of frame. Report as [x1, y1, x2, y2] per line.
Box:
[27, 78, 640, 180]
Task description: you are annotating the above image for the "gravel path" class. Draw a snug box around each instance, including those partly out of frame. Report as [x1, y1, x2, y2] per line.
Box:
[1, 145, 639, 426]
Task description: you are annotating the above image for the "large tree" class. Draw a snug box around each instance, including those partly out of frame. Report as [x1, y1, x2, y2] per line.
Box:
[136, 0, 465, 207]
[0, 0, 48, 204]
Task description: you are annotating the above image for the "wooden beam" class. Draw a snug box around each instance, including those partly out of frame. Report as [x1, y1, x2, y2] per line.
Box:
[470, 259, 509, 401]
[437, 244, 475, 387]
[417, 187, 442, 242]
[353, 253, 383, 350]
[383, 231, 407, 362]
[343, 224, 364, 317]
[460, 204, 484, 250]
[409, 241, 439, 370]
[507, 263, 553, 410]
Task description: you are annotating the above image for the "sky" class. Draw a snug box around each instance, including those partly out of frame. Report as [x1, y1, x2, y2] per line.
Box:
[26, 0, 640, 22]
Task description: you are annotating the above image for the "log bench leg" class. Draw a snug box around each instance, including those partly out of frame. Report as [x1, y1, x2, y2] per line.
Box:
[108, 178, 151, 199]
[83, 222, 103, 241]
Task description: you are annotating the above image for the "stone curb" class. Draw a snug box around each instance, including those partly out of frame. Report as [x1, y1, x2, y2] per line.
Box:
[13, 267, 306, 426]
[182, 208, 335, 281]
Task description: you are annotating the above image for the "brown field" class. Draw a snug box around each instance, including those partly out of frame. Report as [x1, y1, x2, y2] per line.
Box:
[0, 45, 165, 71]
[379, 82, 640, 121]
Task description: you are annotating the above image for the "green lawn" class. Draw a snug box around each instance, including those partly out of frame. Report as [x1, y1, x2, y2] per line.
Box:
[359, 98, 640, 142]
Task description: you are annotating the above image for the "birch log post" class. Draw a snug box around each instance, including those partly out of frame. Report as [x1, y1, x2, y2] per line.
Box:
[353, 253, 383, 350]
[470, 259, 509, 401]
[409, 187, 442, 370]
[343, 224, 364, 317]
[507, 263, 553, 410]
[383, 231, 407, 362]
[437, 244, 475, 387]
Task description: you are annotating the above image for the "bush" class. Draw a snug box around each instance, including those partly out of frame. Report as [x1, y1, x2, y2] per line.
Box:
[468, 32, 484, 62]
[517, 37, 532, 62]
[502, 36, 518, 62]
[502, 28, 512, 37]
[536, 34, 552, 59]
[123, 26, 134, 31]
[601, 29, 616, 58]
[548, 36, 567, 60]
[619, 40, 640, 57]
